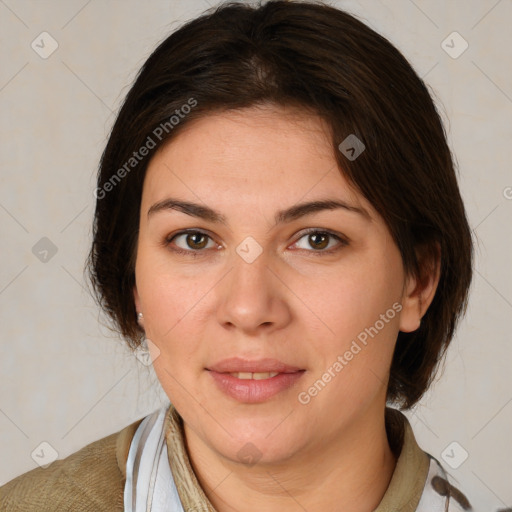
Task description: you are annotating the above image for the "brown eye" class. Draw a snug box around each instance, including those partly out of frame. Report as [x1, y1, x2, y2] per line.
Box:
[307, 232, 329, 250]
[166, 230, 216, 254]
[292, 230, 348, 254]
[184, 232, 209, 249]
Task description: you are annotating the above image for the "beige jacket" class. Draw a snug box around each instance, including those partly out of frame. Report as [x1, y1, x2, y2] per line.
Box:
[0, 406, 470, 511]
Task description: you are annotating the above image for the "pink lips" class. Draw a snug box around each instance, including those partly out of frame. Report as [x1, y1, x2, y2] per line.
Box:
[207, 357, 302, 374]
[206, 357, 305, 403]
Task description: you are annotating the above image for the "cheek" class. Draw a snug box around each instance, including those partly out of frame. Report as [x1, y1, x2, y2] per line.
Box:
[139, 267, 207, 403]
[135, 244, 208, 335]
[302, 248, 404, 402]
[135, 258, 209, 381]
[319, 256, 403, 344]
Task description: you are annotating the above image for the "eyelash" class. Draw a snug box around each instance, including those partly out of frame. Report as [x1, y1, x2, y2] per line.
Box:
[163, 228, 349, 257]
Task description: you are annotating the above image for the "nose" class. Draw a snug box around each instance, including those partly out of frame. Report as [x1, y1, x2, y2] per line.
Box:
[216, 248, 292, 336]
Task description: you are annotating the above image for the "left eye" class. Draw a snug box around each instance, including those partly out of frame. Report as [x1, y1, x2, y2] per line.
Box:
[292, 230, 347, 252]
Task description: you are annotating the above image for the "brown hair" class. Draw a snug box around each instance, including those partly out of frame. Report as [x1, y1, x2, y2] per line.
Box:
[86, 0, 473, 410]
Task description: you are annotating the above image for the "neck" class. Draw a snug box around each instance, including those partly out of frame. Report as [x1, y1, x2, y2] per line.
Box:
[182, 404, 398, 512]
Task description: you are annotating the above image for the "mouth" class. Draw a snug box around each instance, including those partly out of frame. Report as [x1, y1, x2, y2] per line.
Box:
[206, 358, 305, 403]
[225, 371, 280, 380]
[206, 357, 303, 374]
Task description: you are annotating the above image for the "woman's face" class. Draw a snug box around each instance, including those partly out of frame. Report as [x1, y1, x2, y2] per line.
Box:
[133, 105, 422, 465]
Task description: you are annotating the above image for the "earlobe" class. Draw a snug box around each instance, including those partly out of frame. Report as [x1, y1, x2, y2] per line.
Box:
[398, 243, 441, 333]
[133, 286, 145, 329]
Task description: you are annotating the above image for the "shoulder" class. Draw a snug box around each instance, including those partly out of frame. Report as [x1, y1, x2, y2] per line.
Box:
[0, 417, 144, 512]
[419, 453, 476, 511]
[385, 408, 477, 511]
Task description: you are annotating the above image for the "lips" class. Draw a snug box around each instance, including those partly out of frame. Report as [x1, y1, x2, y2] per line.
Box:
[228, 371, 279, 380]
[206, 357, 305, 403]
[206, 357, 302, 374]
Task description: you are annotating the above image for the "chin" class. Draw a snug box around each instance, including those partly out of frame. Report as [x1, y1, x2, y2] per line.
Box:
[220, 436, 302, 468]
[203, 414, 307, 466]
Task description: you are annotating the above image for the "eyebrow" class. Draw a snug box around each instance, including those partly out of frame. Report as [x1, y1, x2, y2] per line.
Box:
[147, 197, 370, 225]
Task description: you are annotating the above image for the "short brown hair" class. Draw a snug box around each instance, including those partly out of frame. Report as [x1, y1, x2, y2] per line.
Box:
[86, 0, 473, 410]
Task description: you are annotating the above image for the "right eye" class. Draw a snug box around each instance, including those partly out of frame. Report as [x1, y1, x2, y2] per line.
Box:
[165, 229, 219, 256]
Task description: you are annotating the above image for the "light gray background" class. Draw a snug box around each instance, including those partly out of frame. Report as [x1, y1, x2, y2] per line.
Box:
[1, 0, 511, 509]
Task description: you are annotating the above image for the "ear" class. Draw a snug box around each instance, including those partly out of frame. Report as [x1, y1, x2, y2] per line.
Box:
[399, 242, 441, 333]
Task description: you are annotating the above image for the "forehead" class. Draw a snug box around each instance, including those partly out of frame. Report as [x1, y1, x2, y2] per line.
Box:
[142, 105, 369, 214]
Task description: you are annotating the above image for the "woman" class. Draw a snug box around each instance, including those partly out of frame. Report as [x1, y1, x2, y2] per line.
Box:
[0, 0, 479, 510]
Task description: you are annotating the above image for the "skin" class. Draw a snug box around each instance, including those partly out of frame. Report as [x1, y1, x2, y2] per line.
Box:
[133, 104, 439, 512]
